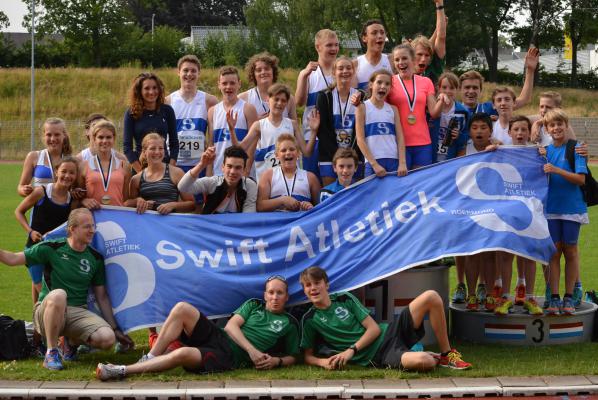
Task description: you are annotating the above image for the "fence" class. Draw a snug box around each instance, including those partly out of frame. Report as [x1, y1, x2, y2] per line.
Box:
[0, 118, 596, 161]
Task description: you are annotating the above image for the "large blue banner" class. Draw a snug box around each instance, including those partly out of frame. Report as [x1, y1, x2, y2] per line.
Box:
[87, 147, 554, 332]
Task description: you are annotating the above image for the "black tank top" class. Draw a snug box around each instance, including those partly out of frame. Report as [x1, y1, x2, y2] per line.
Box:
[26, 184, 72, 248]
[139, 164, 179, 207]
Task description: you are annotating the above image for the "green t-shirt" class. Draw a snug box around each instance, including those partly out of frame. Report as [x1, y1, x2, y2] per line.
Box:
[422, 54, 445, 85]
[24, 239, 105, 307]
[300, 292, 388, 366]
[225, 299, 300, 368]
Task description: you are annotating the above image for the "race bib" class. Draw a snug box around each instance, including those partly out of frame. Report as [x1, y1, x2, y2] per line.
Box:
[178, 132, 205, 161]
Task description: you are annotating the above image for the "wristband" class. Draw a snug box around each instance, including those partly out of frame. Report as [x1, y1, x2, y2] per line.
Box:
[278, 357, 283, 367]
[436, 5, 444, 10]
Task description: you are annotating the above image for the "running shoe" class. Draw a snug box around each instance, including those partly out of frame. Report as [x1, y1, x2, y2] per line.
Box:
[476, 284, 487, 305]
[59, 336, 77, 361]
[515, 284, 526, 305]
[562, 297, 575, 315]
[573, 283, 583, 308]
[495, 299, 513, 316]
[543, 283, 551, 309]
[485, 295, 497, 312]
[43, 348, 63, 370]
[466, 295, 478, 311]
[114, 341, 134, 354]
[492, 285, 502, 300]
[546, 297, 561, 315]
[438, 349, 472, 370]
[137, 353, 151, 363]
[452, 283, 466, 304]
[523, 298, 543, 315]
[96, 363, 126, 381]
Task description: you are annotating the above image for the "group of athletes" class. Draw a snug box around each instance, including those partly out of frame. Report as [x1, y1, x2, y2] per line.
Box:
[0, 0, 591, 379]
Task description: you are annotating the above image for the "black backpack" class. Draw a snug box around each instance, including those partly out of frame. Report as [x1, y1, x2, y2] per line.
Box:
[0, 315, 31, 360]
[565, 139, 598, 207]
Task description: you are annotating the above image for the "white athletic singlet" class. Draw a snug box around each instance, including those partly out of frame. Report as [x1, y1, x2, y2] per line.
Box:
[254, 117, 294, 182]
[363, 100, 398, 164]
[302, 66, 333, 140]
[32, 149, 55, 187]
[247, 87, 290, 118]
[355, 54, 393, 90]
[170, 90, 209, 167]
[332, 88, 358, 149]
[465, 140, 481, 155]
[492, 120, 512, 145]
[212, 99, 248, 175]
[79, 147, 94, 162]
[538, 125, 553, 147]
[270, 166, 311, 203]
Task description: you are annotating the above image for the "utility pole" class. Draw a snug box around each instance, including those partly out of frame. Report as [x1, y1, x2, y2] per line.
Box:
[30, 0, 36, 151]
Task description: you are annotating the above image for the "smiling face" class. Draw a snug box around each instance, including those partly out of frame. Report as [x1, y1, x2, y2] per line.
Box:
[469, 120, 492, 148]
[302, 277, 330, 308]
[369, 73, 392, 102]
[178, 61, 199, 88]
[70, 211, 96, 245]
[438, 78, 457, 101]
[254, 61, 274, 87]
[334, 59, 354, 87]
[264, 278, 289, 314]
[93, 128, 115, 153]
[539, 97, 557, 117]
[392, 47, 414, 78]
[460, 78, 482, 108]
[333, 157, 356, 187]
[546, 119, 567, 143]
[141, 78, 160, 107]
[55, 161, 77, 189]
[222, 156, 245, 186]
[493, 91, 514, 116]
[144, 138, 165, 164]
[362, 23, 386, 53]
[268, 92, 289, 117]
[509, 120, 531, 145]
[43, 122, 65, 153]
[316, 35, 339, 63]
[276, 139, 299, 169]
[218, 73, 240, 100]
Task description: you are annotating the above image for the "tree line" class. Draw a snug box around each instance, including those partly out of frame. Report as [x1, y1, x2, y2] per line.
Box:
[1, 0, 597, 85]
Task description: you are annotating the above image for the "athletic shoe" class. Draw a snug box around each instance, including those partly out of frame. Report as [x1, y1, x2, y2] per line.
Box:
[495, 299, 513, 316]
[492, 285, 502, 300]
[485, 295, 497, 312]
[546, 297, 561, 315]
[466, 295, 478, 311]
[114, 341, 134, 354]
[523, 298, 543, 315]
[452, 283, 466, 304]
[562, 297, 575, 315]
[137, 353, 150, 363]
[476, 284, 487, 305]
[43, 348, 63, 370]
[59, 337, 77, 361]
[543, 283, 551, 309]
[96, 363, 125, 381]
[148, 331, 158, 349]
[515, 284, 526, 305]
[573, 283, 583, 308]
[438, 349, 472, 370]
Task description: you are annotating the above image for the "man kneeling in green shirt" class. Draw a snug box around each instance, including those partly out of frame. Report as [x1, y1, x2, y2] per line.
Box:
[300, 266, 471, 371]
[0, 208, 133, 371]
[97, 275, 299, 380]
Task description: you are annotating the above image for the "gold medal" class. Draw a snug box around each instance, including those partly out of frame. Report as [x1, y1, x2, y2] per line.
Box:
[407, 113, 417, 125]
[101, 195, 111, 205]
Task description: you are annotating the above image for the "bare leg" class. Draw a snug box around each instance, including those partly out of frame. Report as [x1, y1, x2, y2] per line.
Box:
[481, 252, 497, 292]
[125, 347, 203, 375]
[151, 302, 201, 357]
[563, 244, 579, 295]
[464, 255, 478, 298]
[408, 290, 450, 353]
[549, 243, 563, 296]
[32, 282, 42, 304]
[88, 327, 116, 350]
[497, 251, 514, 297]
[523, 259, 537, 296]
[42, 289, 67, 349]
[455, 256, 465, 285]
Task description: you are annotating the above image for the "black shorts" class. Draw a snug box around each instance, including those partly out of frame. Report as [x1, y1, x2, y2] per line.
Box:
[372, 306, 425, 368]
[179, 313, 234, 373]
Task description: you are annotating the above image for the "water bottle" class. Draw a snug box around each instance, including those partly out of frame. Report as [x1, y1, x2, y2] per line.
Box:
[443, 117, 459, 147]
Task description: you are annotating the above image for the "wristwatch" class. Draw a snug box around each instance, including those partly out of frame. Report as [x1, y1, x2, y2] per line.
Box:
[349, 344, 358, 353]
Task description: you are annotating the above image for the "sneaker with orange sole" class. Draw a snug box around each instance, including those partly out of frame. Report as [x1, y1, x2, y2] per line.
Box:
[466, 295, 478, 311]
[515, 284, 526, 305]
[438, 349, 472, 370]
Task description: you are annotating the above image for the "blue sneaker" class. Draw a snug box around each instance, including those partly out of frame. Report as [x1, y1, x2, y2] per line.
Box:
[452, 283, 466, 303]
[546, 297, 561, 315]
[543, 283, 551, 309]
[410, 342, 424, 352]
[573, 283, 583, 307]
[59, 337, 77, 361]
[43, 348, 63, 370]
[562, 297, 575, 315]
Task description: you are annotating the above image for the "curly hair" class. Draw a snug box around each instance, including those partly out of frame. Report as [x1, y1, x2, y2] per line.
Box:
[128, 72, 165, 120]
[245, 52, 279, 86]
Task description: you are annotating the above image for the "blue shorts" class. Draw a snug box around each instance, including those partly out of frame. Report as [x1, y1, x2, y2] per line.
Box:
[319, 162, 364, 181]
[548, 219, 581, 245]
[302, 141, 320, 180]
[179, 165, 204, 204]
[27, 264, 43, 284]
[365, 158, 398, 177]
[406, 144, 433, 170]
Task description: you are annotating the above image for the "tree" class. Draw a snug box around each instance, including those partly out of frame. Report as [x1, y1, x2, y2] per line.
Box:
[509, 0, 565, 50]
[22, 0, 134, 66]
[0, 11, 9, 30]
[565, 0, 598, 86]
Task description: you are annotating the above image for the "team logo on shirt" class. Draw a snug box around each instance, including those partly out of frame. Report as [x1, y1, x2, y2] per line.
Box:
[269, 319, 284, 333]
[318, 315, 328, 323]
[335, 306, 350, 321]
[79, 258, 91, 273]
[61, 254, 69, 260]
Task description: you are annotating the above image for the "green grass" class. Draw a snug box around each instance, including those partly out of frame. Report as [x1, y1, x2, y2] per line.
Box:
[1, 164, 598, 380]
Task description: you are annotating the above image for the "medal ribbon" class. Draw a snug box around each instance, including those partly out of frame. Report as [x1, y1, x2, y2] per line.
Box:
[96, 153, 113, 192]
[397, 74, 417, 114]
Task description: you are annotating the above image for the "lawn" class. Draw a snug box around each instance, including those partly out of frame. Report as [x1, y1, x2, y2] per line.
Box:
[0, 163, 597, 380]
